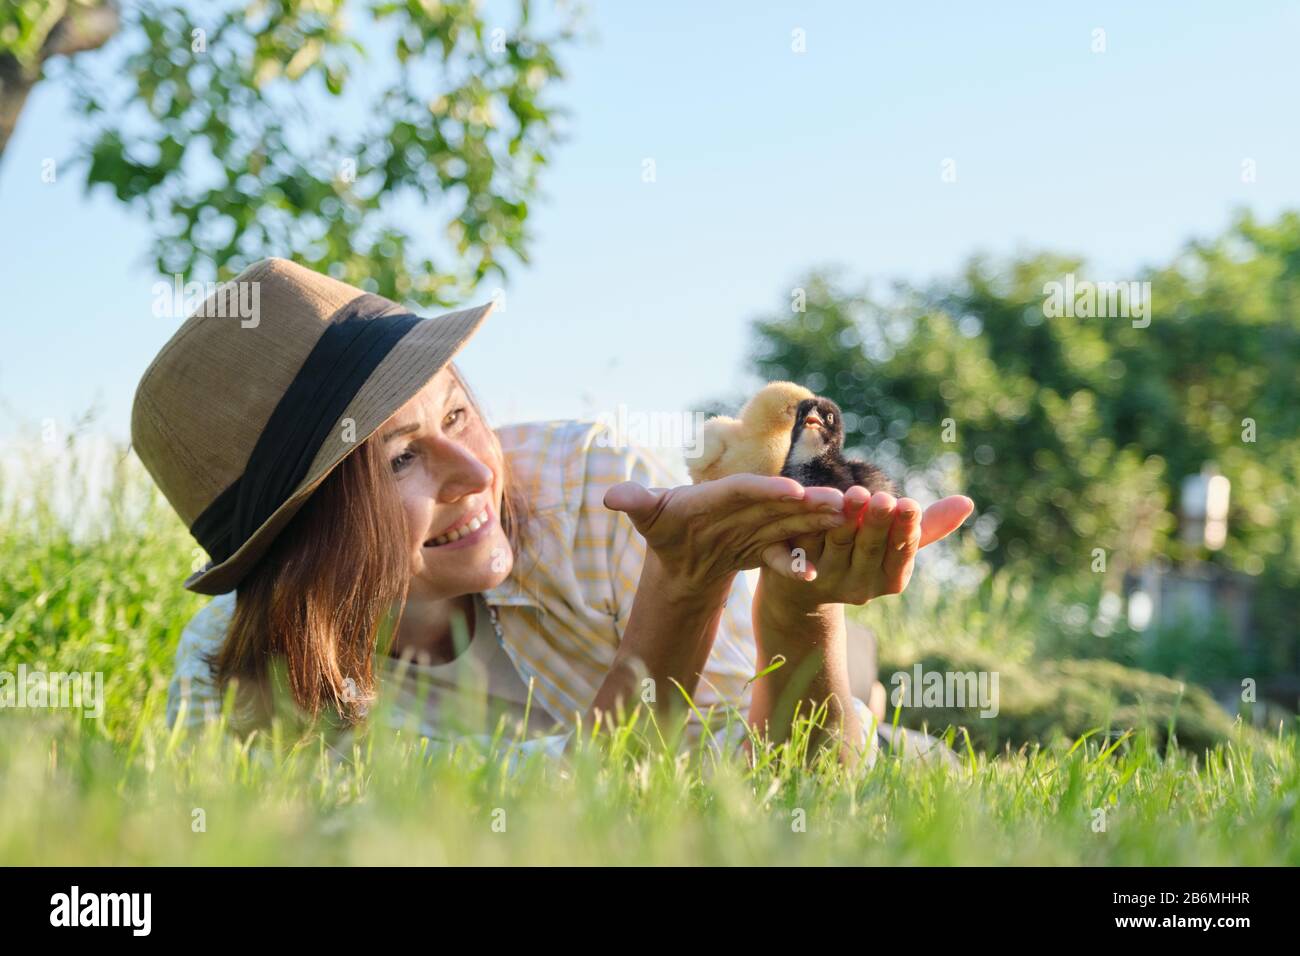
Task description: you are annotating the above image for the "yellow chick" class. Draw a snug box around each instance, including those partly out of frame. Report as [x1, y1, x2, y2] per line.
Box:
[687, 381, 814, 483]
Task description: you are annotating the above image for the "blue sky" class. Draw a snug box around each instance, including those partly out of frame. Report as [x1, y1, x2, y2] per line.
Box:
[2, 0, 1297, 442]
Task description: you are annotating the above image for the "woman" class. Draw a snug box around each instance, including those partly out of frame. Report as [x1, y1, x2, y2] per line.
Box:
[141, 258, 972, 764]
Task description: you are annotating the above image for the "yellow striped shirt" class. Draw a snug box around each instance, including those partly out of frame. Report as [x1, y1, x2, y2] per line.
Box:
[483, 419, 759, 729]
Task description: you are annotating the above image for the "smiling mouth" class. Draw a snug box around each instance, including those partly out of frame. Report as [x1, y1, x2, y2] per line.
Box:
[424, 506, 491, 547]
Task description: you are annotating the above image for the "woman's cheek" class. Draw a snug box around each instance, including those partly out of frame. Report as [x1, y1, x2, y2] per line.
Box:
[398, 484, 430, 557]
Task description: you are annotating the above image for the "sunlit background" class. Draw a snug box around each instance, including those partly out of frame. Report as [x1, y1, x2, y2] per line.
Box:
[4, 1, 1297, 437]
[3, 0, 1299, 749]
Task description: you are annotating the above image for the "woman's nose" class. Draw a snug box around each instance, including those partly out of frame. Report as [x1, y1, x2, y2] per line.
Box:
[431, 440, 494, 502]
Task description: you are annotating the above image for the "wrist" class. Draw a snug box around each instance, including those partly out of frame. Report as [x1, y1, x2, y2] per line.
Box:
[754, 571, 844, 656]
[642, 549, 734, 614]
[757, 565, 831, 616]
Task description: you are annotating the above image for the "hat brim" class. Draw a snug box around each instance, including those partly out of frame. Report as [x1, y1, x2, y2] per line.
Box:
[182, 300, 495, 595]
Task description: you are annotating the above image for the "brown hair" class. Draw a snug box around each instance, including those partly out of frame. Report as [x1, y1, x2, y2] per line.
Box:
[212, 369, 528, 732]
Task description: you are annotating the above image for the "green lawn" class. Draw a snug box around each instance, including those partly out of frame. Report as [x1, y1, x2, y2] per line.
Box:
[2, 443, 1297, 866]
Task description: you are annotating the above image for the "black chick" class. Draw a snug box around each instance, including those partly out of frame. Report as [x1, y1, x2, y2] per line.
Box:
[780, 397, 897, 494]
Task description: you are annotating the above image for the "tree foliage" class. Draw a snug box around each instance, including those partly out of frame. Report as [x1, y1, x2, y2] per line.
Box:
[3, 0, 575, 304]
[750, 211, 1300, 661]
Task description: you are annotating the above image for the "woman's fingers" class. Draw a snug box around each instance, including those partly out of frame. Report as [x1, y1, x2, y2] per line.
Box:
[760, 540, 815, 581]
[750, 492, 844, 524]
[602, 481, 665, 533]
[711, 472, 808, 506]
[881, 497, 922, 592]
[757, 509, 847, 547]
[851, 491, 897, 575]
[741, 485, 846, 528]
[821, 485, 871, 575]
[799, 486, 846, 513]
[918, 495, 975, 548]
[792, 526, 826, 569]
[827, 485, 871, 548]
[604, 476, 834, 538]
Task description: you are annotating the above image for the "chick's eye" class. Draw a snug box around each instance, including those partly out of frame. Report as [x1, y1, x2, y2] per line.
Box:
[826, 413, 835, 425]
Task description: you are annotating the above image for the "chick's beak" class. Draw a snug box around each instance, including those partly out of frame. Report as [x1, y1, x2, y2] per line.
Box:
[803, 412, 825, 431]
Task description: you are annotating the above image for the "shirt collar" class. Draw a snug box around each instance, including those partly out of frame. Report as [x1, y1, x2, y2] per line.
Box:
[483, 570, 544, 610]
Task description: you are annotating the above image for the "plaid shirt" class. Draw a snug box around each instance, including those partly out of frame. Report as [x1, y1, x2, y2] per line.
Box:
[167, 420, 875, 755]
[482, 420, 759, 728]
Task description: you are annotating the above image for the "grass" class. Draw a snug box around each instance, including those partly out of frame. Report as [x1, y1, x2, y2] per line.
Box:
[2, 435, 1298, 865]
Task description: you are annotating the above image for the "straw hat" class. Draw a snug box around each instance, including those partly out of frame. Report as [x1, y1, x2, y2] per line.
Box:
[131, 257, 494, 594]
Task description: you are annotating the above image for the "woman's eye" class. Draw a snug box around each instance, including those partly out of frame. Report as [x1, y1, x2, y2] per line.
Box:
[390, 448, 416, 473]
[444, 406, 467, 430]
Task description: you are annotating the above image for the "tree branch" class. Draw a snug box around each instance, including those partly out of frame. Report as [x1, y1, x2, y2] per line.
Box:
[0, 0, 120, 159]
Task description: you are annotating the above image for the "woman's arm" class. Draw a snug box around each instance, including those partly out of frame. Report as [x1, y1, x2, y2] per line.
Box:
[749, 580, 862, 764]
[587, 550, 733, 724]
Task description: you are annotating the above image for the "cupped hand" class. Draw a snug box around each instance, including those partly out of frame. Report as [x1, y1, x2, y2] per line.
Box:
[603, 474, 853, 592]
[760, 488, 974, 607]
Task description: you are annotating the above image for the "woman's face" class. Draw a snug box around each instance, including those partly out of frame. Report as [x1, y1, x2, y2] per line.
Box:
[379, 368, 514, 601]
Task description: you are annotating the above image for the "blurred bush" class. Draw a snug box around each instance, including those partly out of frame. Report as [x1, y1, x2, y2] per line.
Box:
[876, 642, 1253, 756]
[860, 572, 1276, 754]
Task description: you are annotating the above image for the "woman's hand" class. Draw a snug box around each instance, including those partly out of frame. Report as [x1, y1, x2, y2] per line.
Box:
[603, 475, 852, 597]
[760, 488, 974, 611]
